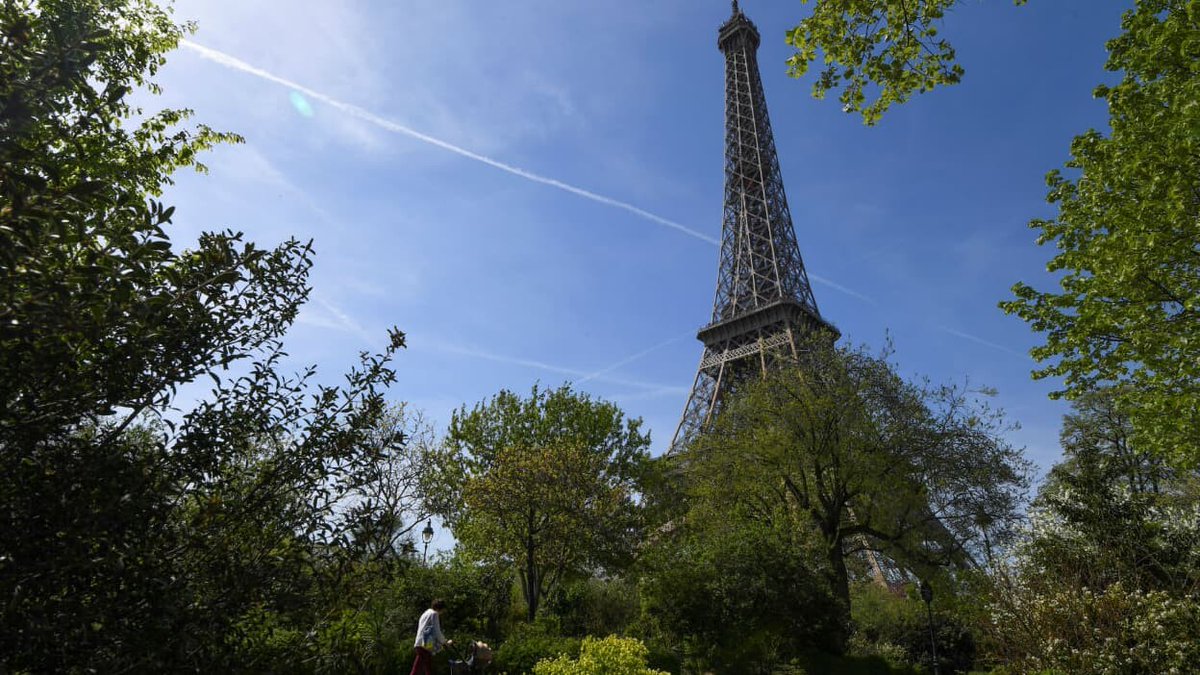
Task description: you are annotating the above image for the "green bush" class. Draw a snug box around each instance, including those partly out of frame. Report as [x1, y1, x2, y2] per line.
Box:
[229, 605, 313, 671]
[986, 581, 1200, 674]
[641, 639, 683, 674]
[386, 557, 512, 642]
[493, 624, 582, 675]
[850, 582, 976, 673]
[312, 607, 423, 675]
[533, 636, 668, 675]
[638, 515, 840, 672]
[545, 577, 640, 638]
[793, 652, 920, 674]
[846, 634, 910, 670]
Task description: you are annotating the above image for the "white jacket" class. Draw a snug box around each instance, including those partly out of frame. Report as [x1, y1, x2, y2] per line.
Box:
[414, 609, 446, 652]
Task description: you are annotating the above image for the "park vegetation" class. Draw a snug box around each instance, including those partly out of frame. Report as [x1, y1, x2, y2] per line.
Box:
[1, 0, 1196, 673]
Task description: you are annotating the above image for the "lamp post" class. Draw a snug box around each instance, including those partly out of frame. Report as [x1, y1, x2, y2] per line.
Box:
[421, 520, 434, 565]
[919, 580, 940, 675]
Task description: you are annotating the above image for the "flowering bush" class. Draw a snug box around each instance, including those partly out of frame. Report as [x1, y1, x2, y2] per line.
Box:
[532, 636, 668, 675]
[986, 581, 1200, 674]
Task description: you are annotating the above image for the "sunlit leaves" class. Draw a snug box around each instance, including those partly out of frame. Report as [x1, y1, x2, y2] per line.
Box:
[1002, 0, 1200, 466]
[783, 0, 1027, 124]
[533, 635, 669, 675]
[430, 385, 651, 621]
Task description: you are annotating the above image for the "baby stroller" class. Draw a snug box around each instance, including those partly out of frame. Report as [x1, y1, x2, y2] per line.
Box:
[447, 640, 493, 674]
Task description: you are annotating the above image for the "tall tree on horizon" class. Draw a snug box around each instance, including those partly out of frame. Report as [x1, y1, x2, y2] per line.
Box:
[427, 384, 651, 621]
[680, 336, 1030, 649]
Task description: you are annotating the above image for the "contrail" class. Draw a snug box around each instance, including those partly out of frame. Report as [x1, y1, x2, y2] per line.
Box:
[809, 273, 876, 305]
[180, 41, 875, 305]
[180, 40, 719, 246]
[431, 342, 688, 394]
[572, 334, 687, 386]
[296, 296, 379, 347]
[938, 326, 1025, 358]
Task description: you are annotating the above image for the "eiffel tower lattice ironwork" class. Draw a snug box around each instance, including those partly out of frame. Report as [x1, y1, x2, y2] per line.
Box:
[670, 1, 838, 452]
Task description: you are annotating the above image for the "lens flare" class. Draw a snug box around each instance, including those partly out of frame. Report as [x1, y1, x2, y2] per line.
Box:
[289, 90, 314, 118]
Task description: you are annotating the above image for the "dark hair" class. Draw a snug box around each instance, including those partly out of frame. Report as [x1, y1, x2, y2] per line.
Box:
[431, 599, 446, 611]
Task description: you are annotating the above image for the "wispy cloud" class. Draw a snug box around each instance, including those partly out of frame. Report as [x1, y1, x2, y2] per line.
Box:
[178, 42, 874, 307]
[428, 342, 688, 394]
[809, 273, 876, 305]
[938, 326, 1025, 358]
[180, 40, 718, 246]
[608, 387, 691, 403]
[572, 334, 688, 386]
[232, 146, 342, 229]
[297, 296, 378, 346]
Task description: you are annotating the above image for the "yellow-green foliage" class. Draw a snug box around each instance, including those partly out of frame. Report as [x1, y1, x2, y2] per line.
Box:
[532, 636, 668, 675]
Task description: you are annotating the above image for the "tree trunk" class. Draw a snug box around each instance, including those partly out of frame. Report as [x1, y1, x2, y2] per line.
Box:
[825, 534, 851, 653]
[525, 539, 539, 621]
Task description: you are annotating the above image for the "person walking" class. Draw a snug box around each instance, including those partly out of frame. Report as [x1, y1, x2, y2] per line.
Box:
[410, 599, 452, 675]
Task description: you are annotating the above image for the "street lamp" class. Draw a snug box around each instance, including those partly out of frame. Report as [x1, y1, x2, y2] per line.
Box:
[421, 520, 434, 564]
[919, 580, 940, 675]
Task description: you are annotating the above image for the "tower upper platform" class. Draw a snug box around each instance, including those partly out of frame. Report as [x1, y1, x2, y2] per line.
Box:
[718, 1, 761, 52]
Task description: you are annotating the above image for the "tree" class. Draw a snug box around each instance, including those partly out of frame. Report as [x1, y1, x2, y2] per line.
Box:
[0, 0, 251, 447]
[429, 384, 651, 621]
[679, 337, 1030, 644]
[1002, 1, 1200, 466]
[781, 0, 1199, 464]
[637, 502, 841, 671]
[1023, 389, 1199, 595]
[346, 403, 437, 563]
[983, 389, 1200, 671]
[0, 1, 405, 670]
[783, 0, 1032, 125]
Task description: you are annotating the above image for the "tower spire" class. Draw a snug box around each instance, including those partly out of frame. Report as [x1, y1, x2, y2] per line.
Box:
[670, 5, 834, 451]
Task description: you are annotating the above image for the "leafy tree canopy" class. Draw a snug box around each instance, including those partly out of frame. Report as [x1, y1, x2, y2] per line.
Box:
[985, 388, 1200, 672]
[784, 0, 1027, 125]
[1025, 389, 1200, 595]
[428, 384, 651, 621]
[637, 501, 842, 670]
[1002, 1, 1200, 466]
[0, 1, 406, 670]
[781, 0, 1199, 465]
[678, 336, 1030, 642]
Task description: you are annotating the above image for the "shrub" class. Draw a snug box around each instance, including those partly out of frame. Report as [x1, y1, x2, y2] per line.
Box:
[986, 581, 1200, 674]
[386, 557, 512, 642]
[493, 624, 581, 675]
[637, 515, 840, 672]
[791, 651, 919, 674]
[545, 577, 640, 638]
[533, 636, 668, 675]
[229, 605, 313, 671]
[850, 582, 977, 673]
[846, 634, 910, 670]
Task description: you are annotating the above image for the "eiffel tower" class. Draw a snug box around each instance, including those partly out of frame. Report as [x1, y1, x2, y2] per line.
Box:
[670, 1, 838, 451]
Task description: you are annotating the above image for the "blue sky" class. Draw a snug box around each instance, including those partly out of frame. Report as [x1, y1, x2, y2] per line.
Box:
[154, 0, 1132, 521]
